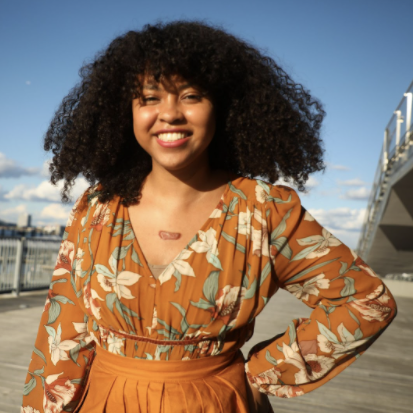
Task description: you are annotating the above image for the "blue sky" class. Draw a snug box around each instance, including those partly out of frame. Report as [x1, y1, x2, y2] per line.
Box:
[1, 0, 413, 248]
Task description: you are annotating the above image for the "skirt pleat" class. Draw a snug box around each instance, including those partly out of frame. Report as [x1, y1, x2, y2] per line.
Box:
[75, 345, 250, 412]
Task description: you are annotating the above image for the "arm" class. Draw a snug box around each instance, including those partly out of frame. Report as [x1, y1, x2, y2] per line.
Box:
[245, 185, 397, 398]
[22, 191, 96, 413]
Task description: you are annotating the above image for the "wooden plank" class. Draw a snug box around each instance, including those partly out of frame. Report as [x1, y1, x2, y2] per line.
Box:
[0, 290, 411, 413]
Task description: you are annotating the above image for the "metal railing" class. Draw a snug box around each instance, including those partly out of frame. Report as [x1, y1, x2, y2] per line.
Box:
[357, 80, 413, 258]
[0, 237, 61, 295]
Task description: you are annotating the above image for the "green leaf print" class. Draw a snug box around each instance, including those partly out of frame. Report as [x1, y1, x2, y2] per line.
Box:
[50, 278, 67, 287]
[268, 193, 292, 204]
[23, 374, 36, 396]
[228, 197, 239, 212]
[228, 183, 247, 200]
[270, 208, 292, 241]
[339, 261, 348, 275]
[53, 295, 75, 305]
[131, 248, 143, 266]
[173, 269, 182, 292]
[47, 300, 61, 325]
[257, 180, 271, 195]
[33, 347, 47, 364]
[286, 258, 339, 283]
[271, 236, 292, 260]
[341, 277, 356, 297]
[259, 262, 271, 286]
[317, 321, 339, 344]
[265, 350, 278, 366]
[33, 366, 44, 375]
[106, 292, 117, 313]
[221, 231, 246, 254]
[291, 242, 323, 262]
[288, 321, 297, 345]
[190, 298, 214, 310]
[354, 328, 363, 340]
[44, 325, 56, 339]
[69, 344, 81, 366]
[95, 264, 115, 278]
[207, 253, 223, 271]
[244, 278, 257, 299]
[203, 271, 220, 303]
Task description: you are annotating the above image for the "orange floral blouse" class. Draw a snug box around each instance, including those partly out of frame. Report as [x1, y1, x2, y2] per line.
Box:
[22, 176, 397, 412]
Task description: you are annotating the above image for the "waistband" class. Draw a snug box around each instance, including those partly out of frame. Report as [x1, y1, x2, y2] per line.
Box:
[94, 344, 244, 382]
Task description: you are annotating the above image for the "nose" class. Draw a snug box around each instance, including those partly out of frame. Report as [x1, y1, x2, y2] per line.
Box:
[159, 98, 184, 123]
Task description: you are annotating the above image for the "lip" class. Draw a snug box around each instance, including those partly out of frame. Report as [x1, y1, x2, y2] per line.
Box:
[156, 135, 191, 148]
[154, 129, 192, 135]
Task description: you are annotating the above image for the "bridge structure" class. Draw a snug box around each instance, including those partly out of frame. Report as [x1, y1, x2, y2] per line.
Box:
[357, 80, 413, 276]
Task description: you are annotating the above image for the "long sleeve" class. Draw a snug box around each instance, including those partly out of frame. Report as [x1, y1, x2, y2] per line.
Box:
[22, 190, 96, 413]
[245, 184, 397, 398]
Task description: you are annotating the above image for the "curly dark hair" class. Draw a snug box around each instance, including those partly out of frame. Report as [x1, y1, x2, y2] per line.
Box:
[45, 20, 325, 205]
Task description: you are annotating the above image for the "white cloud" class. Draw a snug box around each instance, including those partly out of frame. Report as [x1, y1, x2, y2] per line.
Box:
[274, 175, 319, 190]
[342, 186, 370, 200]
[308, 207, 367, 249]
[338, 178, 368, 187]
[326, 162, 350, 171]
[41, 160, 52, 177]
[4, 177, 90, 203]
[40, 204, 72, 223]
[0, 204, 28, 223]
[0, 152, 39, 178]
[26, 80, 31, 85]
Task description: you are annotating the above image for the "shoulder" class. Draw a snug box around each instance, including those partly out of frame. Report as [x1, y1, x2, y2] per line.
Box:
[230, 176, 301, 206]
[64, 183, 109, 232]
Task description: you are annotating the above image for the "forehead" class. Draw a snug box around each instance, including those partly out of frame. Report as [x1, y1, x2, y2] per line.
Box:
[140, 74, 193, 91]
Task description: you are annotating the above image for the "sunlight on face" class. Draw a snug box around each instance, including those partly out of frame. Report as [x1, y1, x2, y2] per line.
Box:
[132, 74, 216, 172]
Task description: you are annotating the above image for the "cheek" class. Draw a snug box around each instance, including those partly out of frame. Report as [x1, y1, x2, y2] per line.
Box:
[187, 106, 216, 134]
[132, 108, 158, 136]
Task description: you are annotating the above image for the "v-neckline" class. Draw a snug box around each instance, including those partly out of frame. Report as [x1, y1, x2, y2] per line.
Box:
[124, 176, 241, 282]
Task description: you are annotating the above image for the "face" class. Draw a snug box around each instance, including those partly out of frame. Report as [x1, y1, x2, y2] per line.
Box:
[132, 74, 216, 172]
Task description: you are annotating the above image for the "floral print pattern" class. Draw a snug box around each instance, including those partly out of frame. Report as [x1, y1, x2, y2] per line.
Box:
[22, 177, 397, 412]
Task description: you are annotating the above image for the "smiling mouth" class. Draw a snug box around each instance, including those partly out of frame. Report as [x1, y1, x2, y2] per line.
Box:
[157, 132, 190, 142]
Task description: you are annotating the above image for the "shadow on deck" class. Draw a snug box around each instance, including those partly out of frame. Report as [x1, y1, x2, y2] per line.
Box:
[1, 288, 412, 413]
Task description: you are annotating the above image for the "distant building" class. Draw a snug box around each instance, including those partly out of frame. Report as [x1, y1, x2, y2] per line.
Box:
[17, 213, 31, 228]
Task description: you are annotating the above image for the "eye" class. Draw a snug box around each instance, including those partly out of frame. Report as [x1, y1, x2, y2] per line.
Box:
[183, 94, 202, 101]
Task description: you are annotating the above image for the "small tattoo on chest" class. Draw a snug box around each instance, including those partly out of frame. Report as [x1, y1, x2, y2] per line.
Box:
[159, 231, 181, 240]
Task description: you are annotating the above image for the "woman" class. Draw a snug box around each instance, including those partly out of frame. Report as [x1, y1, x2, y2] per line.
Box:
[22, 21, 397, 413]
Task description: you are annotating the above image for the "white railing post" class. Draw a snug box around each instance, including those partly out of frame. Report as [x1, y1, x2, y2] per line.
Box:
[394, 110, 403, 157]
[383, 128, 389, 171]
[404, 92, 412, 145]
[12, 237, 25, 296]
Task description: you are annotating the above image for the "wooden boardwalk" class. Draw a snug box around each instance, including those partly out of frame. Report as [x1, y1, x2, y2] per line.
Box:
[1, 289, 412, 413]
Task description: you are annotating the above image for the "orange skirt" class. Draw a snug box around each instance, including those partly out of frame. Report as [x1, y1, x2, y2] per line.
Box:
[74, 345, 253, 412]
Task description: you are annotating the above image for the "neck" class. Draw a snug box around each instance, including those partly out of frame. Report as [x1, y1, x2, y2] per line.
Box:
[143, 159, 224, 205]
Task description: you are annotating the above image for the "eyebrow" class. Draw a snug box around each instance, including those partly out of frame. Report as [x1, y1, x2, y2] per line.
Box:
[142, 83, 194, 91]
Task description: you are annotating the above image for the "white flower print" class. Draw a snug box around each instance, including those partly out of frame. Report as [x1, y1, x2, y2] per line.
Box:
[107, 332, 124, 355]
[282, 342, 334, 384]
[146, 306, 158, 334]
[72, 322, 93, 344]
[317, 322, 369, 359]
[53, 240, 75, 276]
[21, 406, 41, 413]
[98, 270, 141, 299]
[158, 248, 196, 285]
[75, 248, 84, 278]
[83, 283, 104, 320]
[237, 207, 253, 239]
[297, 228, 342, 259]
[45, 323, 78, 366]
[349, 284, 392, 322]
[252, 208, 269, 257]
[43, 372, 75, 413]
[304, 210, 315, 221]
[255, 185, 268, 204]
[211, 285, 246, 327]
[191, 227, 219, 257]
[285, 273, 330, 301]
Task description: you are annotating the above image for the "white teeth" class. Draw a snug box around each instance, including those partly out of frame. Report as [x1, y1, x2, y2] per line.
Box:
[157, 132, 188, 142]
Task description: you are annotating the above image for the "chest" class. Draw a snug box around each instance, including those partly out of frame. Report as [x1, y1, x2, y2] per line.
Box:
[127, 193, 223, 266]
